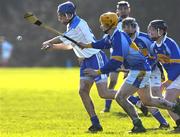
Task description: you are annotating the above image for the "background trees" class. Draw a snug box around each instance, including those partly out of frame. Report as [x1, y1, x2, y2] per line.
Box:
[0, 0, 179, 66]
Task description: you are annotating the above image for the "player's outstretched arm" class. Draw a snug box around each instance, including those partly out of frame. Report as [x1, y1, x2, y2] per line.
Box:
[77, 37, 111, 49]
[41, 36, 65, 50]
[41, 43, 73, 51]
[51, 43, 73, 50]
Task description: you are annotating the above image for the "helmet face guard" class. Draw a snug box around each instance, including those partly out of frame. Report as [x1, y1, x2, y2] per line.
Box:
[99, 12, 118, 33]
[148, 20, 167, 33]
[122, 17, 137, 29]
[122, 17, 138, 37]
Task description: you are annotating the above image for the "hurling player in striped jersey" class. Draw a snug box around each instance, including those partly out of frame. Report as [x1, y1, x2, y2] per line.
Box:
[77, 12, 180, 132]
[148, 20, 180, 132]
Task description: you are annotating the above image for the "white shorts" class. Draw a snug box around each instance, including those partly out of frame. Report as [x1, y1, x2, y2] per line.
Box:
[167, 75, 180, 89]
[125, 70, 151, 88]
[150, 66, 161, 87]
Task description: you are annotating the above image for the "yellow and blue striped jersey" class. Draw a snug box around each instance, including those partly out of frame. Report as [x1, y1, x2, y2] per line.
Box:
[91, 29, 151, 74]
[152, 35, 180, 81]
[134, 32, 158, 70]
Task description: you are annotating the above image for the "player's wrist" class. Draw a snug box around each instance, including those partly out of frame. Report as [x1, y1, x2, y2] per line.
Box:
[41, 43, 54, 50]
[86, 43, 92, 48]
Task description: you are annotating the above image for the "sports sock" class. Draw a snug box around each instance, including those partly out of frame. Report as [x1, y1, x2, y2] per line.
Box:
[105, 100, 112, 109]
[91, 115, 100, 126]
[133, 118, 143, 127]
[152, 110, 168, 125]
[128, 96, 140, 106]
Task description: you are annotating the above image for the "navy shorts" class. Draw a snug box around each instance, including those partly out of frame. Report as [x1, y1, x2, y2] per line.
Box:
[80, 51, 108, 83]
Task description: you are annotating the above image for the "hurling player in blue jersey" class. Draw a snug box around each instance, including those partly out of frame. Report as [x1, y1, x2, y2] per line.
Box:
[102, 1, 148, 116]
[122, 17, 169, 129]
[148, 20, 180, 132]
[78, 12, 180, 133]
[41, 1, 118, 132]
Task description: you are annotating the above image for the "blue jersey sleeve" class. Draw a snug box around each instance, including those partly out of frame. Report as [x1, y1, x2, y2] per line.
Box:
[100, 59, 122, 74]
[99, 31, 124, 74]
[152, 37, 180, 81]
[167, 68, 179, 81]
[165, 38, 180, 81]
[91, 35, 111, 49]
[166, 38, 180, 60]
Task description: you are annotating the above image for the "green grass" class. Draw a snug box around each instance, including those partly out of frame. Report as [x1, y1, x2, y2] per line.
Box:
[0, 68, 178, 137]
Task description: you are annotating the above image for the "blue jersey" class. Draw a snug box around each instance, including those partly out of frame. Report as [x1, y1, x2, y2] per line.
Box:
[152, 35, 180, 81]
[1, 40, 13, 59]
[134, 32, 157, 70]
[91, 29, 151, 74]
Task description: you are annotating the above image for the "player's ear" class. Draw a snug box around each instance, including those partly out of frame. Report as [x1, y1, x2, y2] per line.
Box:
[66, 13, 74, 20]
[158, 29, 164, 36]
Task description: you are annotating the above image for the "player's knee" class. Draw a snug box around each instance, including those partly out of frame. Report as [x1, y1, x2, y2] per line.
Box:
[142, 100, 149, 106]
[141, 97, 152, 106]
[98, 90, 108, 99]
[151, 87, 162, 97]
[115, 92, 126, 102]
[164, 90, 176, 102]
[99, 94, 106, 99]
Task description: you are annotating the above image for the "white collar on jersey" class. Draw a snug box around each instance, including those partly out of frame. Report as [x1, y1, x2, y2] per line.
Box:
[156, 34, 167, 47]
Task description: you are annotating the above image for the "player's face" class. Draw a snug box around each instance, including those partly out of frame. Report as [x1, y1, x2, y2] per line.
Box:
[100, 24, 109, 34]
[123, 25, 136, 37]
[147, 26, 159, 41]
[57, 13, 70, 25]
[116, 6, 130, 18]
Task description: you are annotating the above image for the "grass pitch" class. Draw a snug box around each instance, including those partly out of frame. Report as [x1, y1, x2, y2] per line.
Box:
[0, 68, 178, 137]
